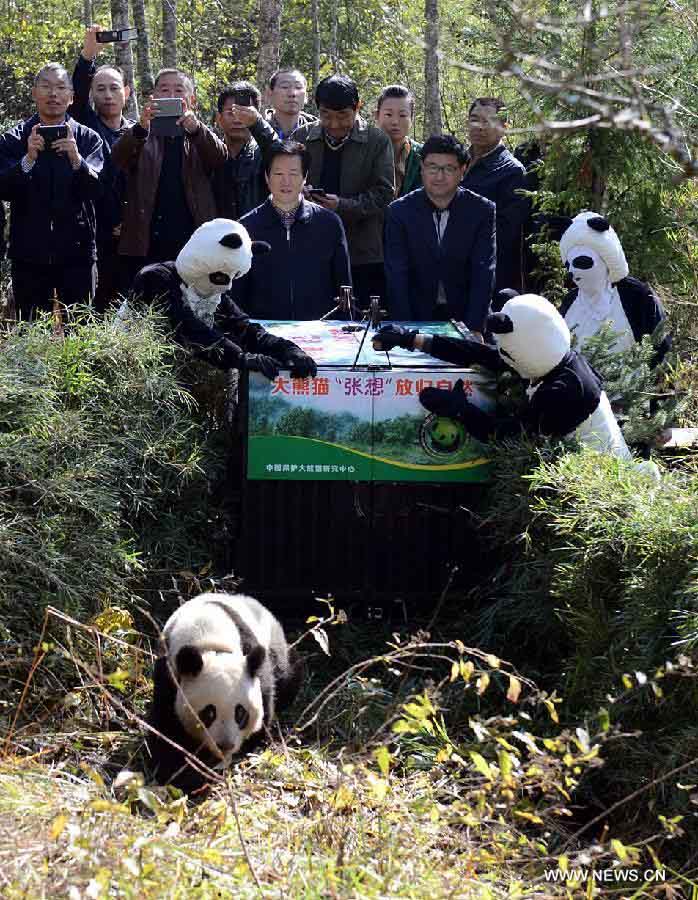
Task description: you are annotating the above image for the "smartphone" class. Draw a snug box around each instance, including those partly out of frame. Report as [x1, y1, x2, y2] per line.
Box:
[150, 97, 184, 137]
[38, 125, 68, 149]
[309, 188, 326, 197]
[96, 27, 138, 43]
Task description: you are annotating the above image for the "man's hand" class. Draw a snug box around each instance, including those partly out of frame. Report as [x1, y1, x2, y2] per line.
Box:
[313, 192, 339, 211]
[285, 348, 318, 379]
[243, 353, 281, 380]
[372, 323, 418, 352]
[26, 125, 44, 163]
[53, 124, 81, 168]
[177, 98, 200, 135]
[228, 104, 260, 128]
[139, 101, 157, 131]
[82, 24, 103, 60]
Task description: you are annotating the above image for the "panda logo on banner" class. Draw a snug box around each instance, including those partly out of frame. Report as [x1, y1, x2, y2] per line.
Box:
[419, 414, 469, 459]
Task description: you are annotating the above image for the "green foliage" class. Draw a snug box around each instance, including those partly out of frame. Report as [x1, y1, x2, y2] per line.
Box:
[0, 312, 227, 638]
[578, 320, 685, 446]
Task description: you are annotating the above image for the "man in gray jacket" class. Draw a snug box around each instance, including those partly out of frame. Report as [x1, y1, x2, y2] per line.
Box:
[293, 74, 394, 304]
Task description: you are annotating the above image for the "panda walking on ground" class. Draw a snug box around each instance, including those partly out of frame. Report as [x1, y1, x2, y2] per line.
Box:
[147, 592, 303, 792]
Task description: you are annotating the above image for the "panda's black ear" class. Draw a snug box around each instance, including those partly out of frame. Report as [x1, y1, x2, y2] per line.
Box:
[251, 240, 271, 256]
[492, 288, 519, 312]
[487, 312, 514, 334]
[587, 216, 610, 233]
[219, 233, 243, 250]
[246, 644, 266, 677]
[176, 645, 204, 678]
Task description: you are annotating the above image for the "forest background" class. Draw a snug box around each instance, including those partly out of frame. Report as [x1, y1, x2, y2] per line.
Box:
[2, 0, 698, 896]
[3, 0, 698, 295]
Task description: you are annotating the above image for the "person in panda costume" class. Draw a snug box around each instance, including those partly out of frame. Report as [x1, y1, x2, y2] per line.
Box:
[559, 211, 670, 362]
[120, 217, 317, 379]
[147, 592, 303, 792]
[373, 292, 635, 460]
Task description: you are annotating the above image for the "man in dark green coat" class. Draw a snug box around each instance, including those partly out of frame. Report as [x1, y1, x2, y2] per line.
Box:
[293, 74, 394, 304]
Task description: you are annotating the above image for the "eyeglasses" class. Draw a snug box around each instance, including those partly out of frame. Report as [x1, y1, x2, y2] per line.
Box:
[423, 163, 460, 176]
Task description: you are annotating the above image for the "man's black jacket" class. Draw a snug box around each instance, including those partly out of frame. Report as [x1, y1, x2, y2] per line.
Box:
[235, 198, 351, 320]
[0, 113, 104, 264]
[70, 55, 133, 246]
[462, 143, 528, 293]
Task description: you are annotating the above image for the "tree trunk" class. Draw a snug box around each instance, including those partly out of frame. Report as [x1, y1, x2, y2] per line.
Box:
[311, 0, 321, 97]
[581, 0, 606, 211]
[257, 0, 283, 93]
[111, 0, 139, 119]
[82, 0, 93, 27]
[131, 0, 154, 99]
[330, 2, 338, 72]
[423, 0, 442, 137]
[162, 0, 177, 69]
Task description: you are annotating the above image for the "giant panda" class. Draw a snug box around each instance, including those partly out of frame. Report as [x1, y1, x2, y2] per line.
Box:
[147, 592, 302, 792]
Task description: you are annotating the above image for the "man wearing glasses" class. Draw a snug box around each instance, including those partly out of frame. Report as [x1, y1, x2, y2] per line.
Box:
[462, 98, 527, 294]
[383, 134, 495, 336]
[0, 63, 104, 319]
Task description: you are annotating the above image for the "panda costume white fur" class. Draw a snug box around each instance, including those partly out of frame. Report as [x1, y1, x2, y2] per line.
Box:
[147, 592, 303, 791]
[120, 218, 317, 378]
[373, 293, 632, 459]
[558, 212, 670, 362]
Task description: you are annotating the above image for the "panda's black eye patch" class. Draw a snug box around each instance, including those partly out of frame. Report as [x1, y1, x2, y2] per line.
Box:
[199, 704, 217, 727]
[209, 271, 230, 285]
[234, 704, 249, 728]
[571, 255, 594, 270]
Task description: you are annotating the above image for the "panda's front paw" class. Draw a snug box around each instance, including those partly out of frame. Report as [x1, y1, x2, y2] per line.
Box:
[243, 353, 281, 380]
[419, 380, 470, 419]
[285, 349, 318, 379]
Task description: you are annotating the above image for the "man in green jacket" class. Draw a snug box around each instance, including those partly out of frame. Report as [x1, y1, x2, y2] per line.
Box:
[293, 74, 394, 306]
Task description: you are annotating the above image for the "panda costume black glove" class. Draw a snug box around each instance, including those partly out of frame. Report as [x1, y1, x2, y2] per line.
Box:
[283, 347, 318, 379]
[419, 379, 495, 443]
[372, 323, 419, 352]
[242, 353, 282, 380]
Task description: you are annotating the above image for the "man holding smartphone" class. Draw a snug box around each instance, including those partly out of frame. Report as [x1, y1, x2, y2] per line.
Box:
[293, 75, 394, 305]
[210, 81, 279, 221]
[71, 24, 135, 311]
[111, 67, 227, 292]
[0, 62, 104, 320]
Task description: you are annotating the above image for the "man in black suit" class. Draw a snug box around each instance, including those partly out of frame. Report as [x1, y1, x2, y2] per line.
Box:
[383, 134, 495, 336]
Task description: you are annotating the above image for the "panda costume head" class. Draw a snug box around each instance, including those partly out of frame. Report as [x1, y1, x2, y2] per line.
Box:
[175, 218, 269, 325]
[117, 218, 270, 327]
[488, 293, 570, 380]
[559, 212, 629, 291]
[147, 592, 302, 791]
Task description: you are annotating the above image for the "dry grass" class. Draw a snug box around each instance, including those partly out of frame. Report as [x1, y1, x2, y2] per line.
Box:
[0, 605, 692, 900]
[0, 747, 508, 899]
